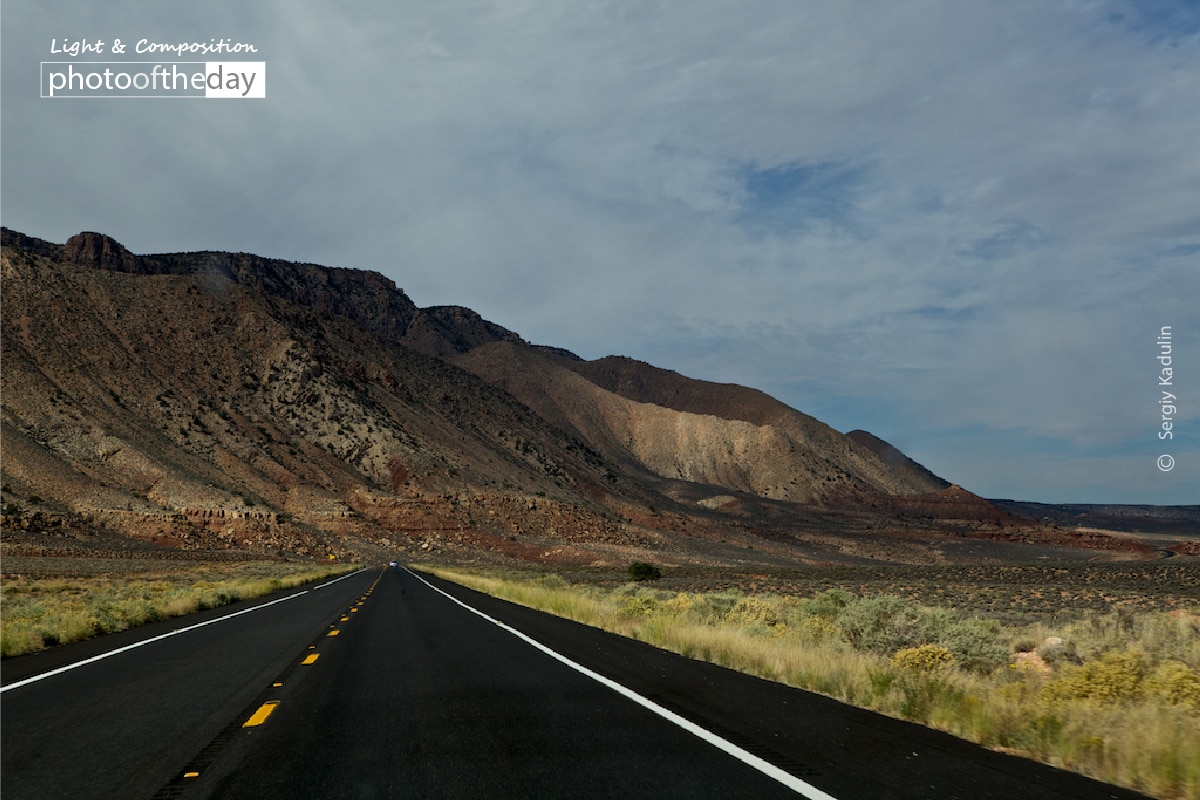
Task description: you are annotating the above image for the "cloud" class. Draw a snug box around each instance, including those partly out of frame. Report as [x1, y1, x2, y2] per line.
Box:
[3, 0, 1197, 502]
[957, 220, 1051, 262]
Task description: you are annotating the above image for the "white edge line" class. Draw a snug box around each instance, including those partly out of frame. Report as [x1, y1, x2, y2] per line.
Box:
[408, 568, 839, 800]
[1, 568, 367, 693]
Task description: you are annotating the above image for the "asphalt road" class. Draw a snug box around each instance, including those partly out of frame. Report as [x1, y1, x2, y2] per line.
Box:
[1, 566, 1150, 800]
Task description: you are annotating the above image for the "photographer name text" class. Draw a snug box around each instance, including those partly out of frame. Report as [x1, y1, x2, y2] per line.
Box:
[1156, 326, 1177, 472]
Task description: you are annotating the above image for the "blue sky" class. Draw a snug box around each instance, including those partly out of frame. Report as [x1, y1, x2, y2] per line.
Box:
[2, 0, 1197, 503]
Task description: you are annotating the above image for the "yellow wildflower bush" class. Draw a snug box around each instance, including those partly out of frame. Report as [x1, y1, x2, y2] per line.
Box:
[1145, 660, 1200, 710]
[1042, 649, 1149, 706]
[891, 644, 956, 673]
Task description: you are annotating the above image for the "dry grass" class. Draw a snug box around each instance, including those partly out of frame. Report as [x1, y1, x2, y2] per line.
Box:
[1, 560, 358, 657]
[425, 565, 1200, 800]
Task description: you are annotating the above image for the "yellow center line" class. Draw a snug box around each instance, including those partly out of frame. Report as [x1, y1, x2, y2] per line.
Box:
[302, 653, 320, 665]
[327, 630, 340, 636]
[242, 701, 280, 728]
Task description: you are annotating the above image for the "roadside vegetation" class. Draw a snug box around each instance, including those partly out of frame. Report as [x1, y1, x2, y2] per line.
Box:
[425, 565, 1200, 800]
[1, 560, 358, 657]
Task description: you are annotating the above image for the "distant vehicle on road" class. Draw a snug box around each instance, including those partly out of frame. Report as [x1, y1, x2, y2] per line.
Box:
[389, 561, 398, 568]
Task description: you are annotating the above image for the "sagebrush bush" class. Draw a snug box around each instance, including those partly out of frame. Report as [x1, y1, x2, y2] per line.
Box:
[837, 594, 924, 653]
[688, 591, 741, 623]
[799, 588, 854, 618]
[936, 616, 1009, 673]
[828, 594, 1007, 672]
[1038, 636, 1081, 666]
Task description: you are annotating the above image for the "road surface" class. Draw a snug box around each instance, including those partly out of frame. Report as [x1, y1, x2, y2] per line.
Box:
[1, 566, 1150, 799]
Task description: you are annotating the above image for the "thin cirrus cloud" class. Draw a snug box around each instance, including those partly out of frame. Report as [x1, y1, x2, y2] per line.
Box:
[1, 0, 1196, 503]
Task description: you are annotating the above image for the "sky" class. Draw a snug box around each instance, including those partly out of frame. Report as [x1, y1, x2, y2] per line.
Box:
[2, 0, 1198, 504]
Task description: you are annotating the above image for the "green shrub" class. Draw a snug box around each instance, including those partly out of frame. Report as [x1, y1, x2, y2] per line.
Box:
[801, 589, 854, 618]
[837, 594, 923, 654]
[1038, 636, 1078, 665]
[686, 591, 741, 624]
[936, 616, 1008, 673]
[628, 562, 661, 582]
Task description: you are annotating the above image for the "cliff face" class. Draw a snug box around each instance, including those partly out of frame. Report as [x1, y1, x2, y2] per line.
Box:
[563, 355, 948, 498]
[2, 228, 1028, 566]
[452, 342, 938, 505]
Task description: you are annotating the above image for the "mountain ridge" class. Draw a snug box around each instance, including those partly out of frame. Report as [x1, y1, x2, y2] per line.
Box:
[3, 228, 1133, 566]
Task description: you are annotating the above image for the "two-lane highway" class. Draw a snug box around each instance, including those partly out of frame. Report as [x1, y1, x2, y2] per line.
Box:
[197, 567, 814, 800]
[2, 566, 1151, 799]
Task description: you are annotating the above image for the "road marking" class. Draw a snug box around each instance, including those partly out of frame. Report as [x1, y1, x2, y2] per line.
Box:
[302, 654, 320, 665]
[184, 772, 200, 779]
[409, 569, 838, 800]
[310, 571, 367, 590]
[1, 569, 368, 694]
[243, 701, 280, 727]
[328, 630, 340, 636]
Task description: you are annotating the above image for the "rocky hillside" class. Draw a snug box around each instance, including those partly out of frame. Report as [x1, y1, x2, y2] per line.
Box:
[452, 344, 945, 506]
[2, 229, 1073, 566]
